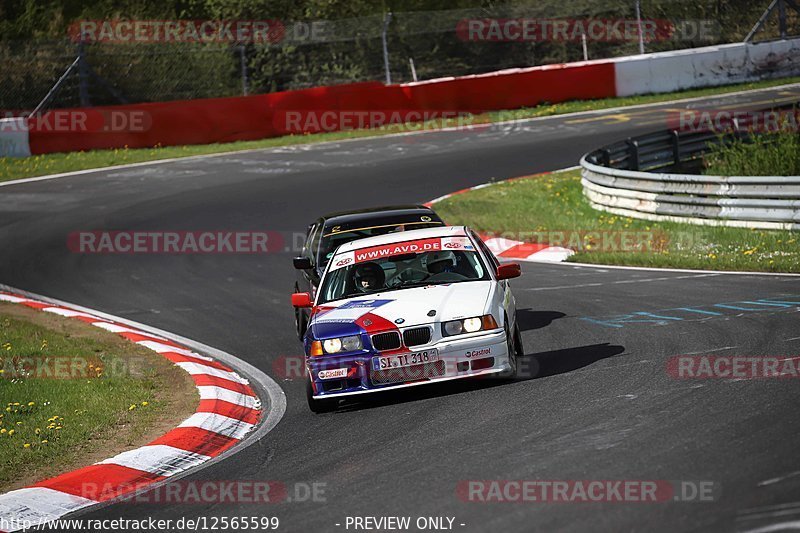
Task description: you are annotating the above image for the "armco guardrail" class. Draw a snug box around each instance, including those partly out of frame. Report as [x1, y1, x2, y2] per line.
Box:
[580, 126, 800, 231]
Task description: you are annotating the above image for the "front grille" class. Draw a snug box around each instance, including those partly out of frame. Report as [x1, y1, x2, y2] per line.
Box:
[371, 331, 402, 351]
[403, 327, 431, 347]
[370, 360, 446, 385]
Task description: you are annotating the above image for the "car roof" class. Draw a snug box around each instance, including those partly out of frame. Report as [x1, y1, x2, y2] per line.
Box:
[321, 205, 438, 225]
[333, 225, 470, 254]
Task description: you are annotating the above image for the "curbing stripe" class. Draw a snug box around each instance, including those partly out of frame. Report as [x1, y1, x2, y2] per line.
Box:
[149, 427, 239, 457]
[0, 290, 269, 531]
[0, 488, 96, 530]
[197, 386, 259, 408]
[98, 445, 211, 477]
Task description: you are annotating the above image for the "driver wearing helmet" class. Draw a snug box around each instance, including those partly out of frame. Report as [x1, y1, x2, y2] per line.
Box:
[354, 262, 385, 292]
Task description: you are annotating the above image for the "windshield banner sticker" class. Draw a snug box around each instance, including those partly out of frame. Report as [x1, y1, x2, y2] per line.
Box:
[330, 237, 472, 270]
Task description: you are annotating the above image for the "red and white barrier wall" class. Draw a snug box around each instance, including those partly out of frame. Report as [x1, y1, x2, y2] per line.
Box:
[2, 38, 799, 158]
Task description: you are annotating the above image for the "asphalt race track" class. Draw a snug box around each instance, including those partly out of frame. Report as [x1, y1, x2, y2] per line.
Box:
[2, 85, 800, 532]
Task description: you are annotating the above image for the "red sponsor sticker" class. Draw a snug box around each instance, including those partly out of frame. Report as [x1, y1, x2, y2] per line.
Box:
[354, 238, 444, 263]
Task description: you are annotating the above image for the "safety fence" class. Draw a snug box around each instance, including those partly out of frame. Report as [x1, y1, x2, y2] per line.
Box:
[581, 113, 800, 230]
[2, 37, 800, 158]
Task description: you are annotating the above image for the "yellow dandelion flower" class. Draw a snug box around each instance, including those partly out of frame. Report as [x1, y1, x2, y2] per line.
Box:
[141, 402, 149, 407]
[41, 439, 48, 444]
[27, 401, 34, 406]
[8, 430, 14, 436]
[0, 429, 6, 434]
[128, 404, 136, 411]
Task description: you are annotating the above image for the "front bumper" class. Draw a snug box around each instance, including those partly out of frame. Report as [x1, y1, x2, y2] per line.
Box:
[307, 328, 509, 399]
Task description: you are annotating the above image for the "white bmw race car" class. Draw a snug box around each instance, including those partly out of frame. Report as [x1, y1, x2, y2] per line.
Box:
[291, 225, 524, 412]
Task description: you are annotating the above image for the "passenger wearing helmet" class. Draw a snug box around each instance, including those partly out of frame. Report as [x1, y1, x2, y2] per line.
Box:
[427, 252, 456, 276]
[354, 262, 385, 292]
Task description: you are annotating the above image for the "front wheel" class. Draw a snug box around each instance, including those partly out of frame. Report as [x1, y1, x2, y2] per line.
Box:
[504, 316, 525, 380]
[294, 285, 307, 340]
[306, 378, 338, 414]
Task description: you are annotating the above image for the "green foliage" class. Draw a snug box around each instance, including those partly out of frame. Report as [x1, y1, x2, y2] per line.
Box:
[1, 0, 795, 107]
[704, 132, 800, 176]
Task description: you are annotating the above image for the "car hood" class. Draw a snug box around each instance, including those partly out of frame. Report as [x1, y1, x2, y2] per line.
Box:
[310, 281, 494, 337]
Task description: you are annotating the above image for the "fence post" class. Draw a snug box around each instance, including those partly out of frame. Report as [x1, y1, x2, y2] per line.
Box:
[627, 138, 640, 170]
[409, 58, 418, 82]
[382, 12, 393, 84]
[77, 37, 91, 107]
[670, 130, 681, 165]
[239, 45, 249, 96]
[778, 0, 788, 38]
[634, 0, 645, 54]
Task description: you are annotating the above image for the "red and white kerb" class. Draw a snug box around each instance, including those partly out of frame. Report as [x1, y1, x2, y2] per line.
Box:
[0, 291, 262, 532]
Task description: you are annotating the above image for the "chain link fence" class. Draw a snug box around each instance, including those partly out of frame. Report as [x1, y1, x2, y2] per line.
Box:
[1, 1, 798, 113]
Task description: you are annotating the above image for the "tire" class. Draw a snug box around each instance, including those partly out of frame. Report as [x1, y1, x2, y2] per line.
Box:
[294, 285, 307, 340]
[505, 319, 519, 380]
[306, 378, 338, 414]
[295, 309, 307, 341]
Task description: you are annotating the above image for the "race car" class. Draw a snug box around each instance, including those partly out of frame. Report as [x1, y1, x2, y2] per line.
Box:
[291, 225, 524, 413]
[292, 205, 444, 339]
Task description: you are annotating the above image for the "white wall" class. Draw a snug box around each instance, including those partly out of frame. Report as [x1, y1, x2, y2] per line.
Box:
[615, 38, 800, 97]
[0, 118, 31, 158]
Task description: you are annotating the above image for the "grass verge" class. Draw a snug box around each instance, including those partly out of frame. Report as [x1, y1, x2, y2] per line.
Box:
[705, 130, 800, 176]
[434, 169, 799, 273]
[2, 76, 800, 183]
[0, 302, 198, 491]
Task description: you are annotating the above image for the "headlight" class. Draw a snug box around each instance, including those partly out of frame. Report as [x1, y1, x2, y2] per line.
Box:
[444, 320, 464, 336]
[442, 315, 499, 337]
[321, 335, 362, 354]
[463, 317, 482, 333]
[341, 335, 362, 351]
[322, 338, 342, 353]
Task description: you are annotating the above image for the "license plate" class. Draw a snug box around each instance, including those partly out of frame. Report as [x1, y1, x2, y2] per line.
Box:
[372, 349, 439, 371]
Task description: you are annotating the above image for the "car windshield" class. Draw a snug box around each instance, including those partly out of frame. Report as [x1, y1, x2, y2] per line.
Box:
[318, 239, 490, 304]
[316, 219, 443, 270]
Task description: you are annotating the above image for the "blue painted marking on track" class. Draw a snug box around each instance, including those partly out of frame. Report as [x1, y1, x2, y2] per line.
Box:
[579, 295, 800, 328]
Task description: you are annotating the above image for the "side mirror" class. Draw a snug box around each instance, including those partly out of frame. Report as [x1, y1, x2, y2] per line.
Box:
[291, 292, 313, 308]
[293, 257, 312, 270]
[496, 263, 521, 280]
